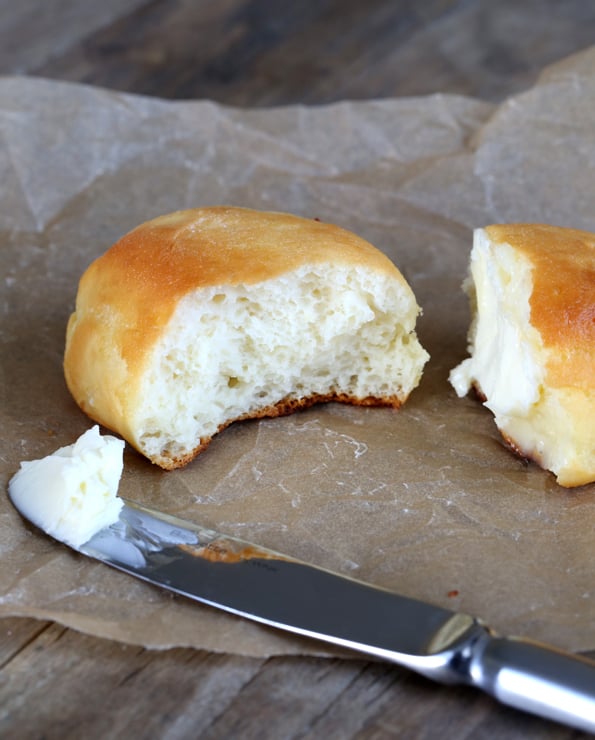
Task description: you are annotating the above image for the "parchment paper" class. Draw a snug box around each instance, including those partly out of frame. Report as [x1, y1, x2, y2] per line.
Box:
[1, 48, 594, 656]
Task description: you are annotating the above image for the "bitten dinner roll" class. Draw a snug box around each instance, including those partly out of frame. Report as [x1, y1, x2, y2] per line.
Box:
[64, 206, 429, 469]
[450, 224, 595, 487]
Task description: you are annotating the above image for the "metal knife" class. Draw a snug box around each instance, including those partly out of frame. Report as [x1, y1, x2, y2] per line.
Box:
[24, 499, 595, 731]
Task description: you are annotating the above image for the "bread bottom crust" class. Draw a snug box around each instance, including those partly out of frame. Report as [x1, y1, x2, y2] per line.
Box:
[153, 391, 403, 469]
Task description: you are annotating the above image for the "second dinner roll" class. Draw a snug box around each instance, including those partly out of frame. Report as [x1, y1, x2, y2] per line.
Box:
[64, 207, 429, 469]
[450, 224, 595, 487]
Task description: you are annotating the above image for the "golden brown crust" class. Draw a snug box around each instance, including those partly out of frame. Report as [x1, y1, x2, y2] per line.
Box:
[484, 224, 595, 388]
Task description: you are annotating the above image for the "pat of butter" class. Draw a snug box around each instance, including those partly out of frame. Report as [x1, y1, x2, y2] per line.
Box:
[8, 425, 124, 549]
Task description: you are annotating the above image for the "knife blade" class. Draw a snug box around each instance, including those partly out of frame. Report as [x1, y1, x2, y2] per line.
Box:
[19, 498, 595, 731]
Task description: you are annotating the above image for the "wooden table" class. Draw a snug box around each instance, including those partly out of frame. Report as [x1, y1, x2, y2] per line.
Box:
[2, 2, 595, 737]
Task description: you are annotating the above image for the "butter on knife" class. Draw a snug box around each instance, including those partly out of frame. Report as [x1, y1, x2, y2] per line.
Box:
[8, 426, 124, 548]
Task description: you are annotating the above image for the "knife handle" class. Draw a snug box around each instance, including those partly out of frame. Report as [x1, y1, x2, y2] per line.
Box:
[469, 633, 595, 732]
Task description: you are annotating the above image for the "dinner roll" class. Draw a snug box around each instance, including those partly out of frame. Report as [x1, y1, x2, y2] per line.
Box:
[450, 224, 595, 487]
[64, 206, 429, 469]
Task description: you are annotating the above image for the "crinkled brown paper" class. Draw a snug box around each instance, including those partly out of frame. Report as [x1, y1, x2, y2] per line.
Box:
[1, 49, 594, 656]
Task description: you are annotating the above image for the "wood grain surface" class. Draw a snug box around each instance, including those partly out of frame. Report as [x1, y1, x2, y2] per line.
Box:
[3, 0, 595, 104]
[2, 1, 595, 737]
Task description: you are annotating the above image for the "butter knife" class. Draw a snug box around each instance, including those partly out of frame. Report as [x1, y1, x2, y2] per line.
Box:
[20, 499, 595, 731]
